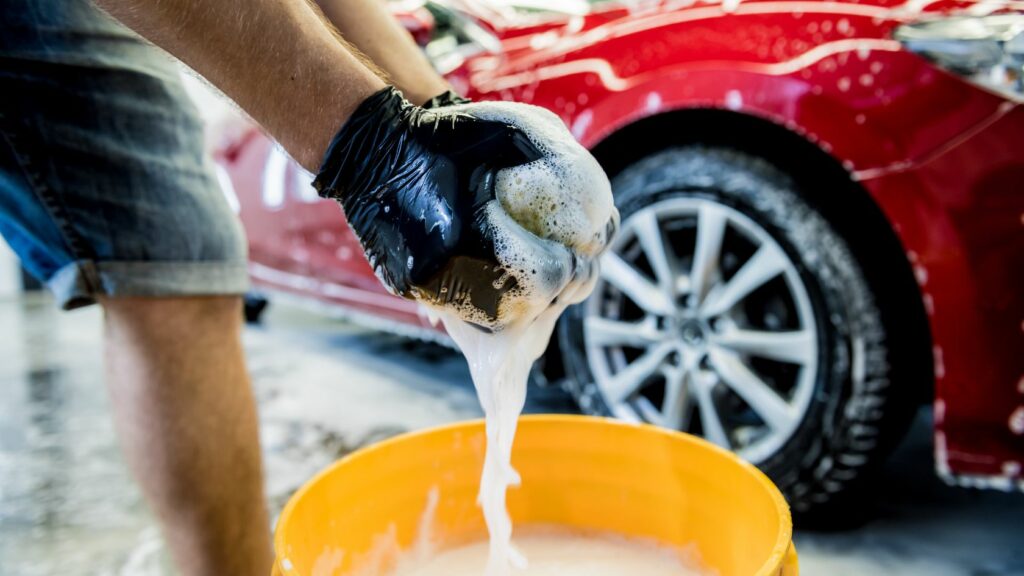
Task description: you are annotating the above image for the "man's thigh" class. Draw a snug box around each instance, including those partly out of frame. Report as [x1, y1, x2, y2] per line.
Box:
[0, 0, 248, 310]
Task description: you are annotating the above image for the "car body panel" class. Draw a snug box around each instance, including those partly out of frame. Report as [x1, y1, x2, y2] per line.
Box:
[858, 105, 1024, 489]
[219, 0, 1024, 486]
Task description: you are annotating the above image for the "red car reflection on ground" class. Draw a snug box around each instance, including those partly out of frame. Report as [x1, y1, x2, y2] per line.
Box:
[214, 0, 1024, 520]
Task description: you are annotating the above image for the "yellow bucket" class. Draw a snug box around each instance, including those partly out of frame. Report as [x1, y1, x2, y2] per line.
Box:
[273, 415, 799, 576]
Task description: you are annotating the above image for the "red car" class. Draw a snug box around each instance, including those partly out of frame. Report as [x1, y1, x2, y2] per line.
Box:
[215, 0, 1024, 518]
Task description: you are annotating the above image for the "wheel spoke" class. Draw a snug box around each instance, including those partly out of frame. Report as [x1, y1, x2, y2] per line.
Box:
[602, 342, 674, 403]
[661, 366, 693, 430]
[675, 274, 692, 296]
[634, 210, 676, 296]
[708, 348, 795, 432]
[600, 252, 675, 315]
[712, 328, 815, 365]
[636, 396, 665, 426]
[690, 203, 728, 307]
[701, 243, 787, 317]
[585, 316, 665, 348]
[692, 373, 729, 448]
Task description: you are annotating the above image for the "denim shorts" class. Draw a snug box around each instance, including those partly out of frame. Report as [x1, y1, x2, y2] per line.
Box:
[0, 0, 249, 309]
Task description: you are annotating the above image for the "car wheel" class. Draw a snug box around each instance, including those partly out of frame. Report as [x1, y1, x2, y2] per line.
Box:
[558, 146, 917, 519]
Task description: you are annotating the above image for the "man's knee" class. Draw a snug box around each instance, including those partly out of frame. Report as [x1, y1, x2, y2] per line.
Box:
[100, 295, 243, 336]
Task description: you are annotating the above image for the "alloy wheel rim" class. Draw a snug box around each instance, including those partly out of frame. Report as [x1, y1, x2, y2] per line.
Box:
[583, 196, 819, 464]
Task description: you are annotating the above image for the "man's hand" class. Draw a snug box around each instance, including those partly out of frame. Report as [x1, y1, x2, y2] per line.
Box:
[315, 89, 618, 331]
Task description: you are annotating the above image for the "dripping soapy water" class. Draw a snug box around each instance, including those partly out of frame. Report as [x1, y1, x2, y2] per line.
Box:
[424, 100, 616, 575]
[438, 275, 596, 575]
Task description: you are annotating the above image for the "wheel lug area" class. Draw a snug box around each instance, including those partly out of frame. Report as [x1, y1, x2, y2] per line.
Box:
[655, 315, 671, 331]
[698, 355, 712, 371]
[679, 322, 704, 345]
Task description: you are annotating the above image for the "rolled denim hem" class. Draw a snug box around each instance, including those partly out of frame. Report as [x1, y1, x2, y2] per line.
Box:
[47, 260, 250, 310]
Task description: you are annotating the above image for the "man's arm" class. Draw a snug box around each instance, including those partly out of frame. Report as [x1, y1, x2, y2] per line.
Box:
[95, 0, 386, 170]
[313, 0, 452, 105]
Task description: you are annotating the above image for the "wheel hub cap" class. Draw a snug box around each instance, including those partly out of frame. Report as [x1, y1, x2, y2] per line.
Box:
[678, 319, 706, 347]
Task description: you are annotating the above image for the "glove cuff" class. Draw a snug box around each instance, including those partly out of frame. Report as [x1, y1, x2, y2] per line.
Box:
[422, 90, 472, 109]
[313, 86, 412, 202]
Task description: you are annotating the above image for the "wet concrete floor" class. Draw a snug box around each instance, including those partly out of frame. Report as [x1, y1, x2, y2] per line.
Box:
[1, 296, 1021, 575]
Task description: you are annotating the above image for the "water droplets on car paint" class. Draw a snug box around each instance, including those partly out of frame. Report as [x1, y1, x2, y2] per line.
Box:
[570, 109, 593, 140]
[913, 263, 929, 285]
[1009, 409, 1024, 435]
[566, 15, 585, 34]
[645, 91, 663, 113]
[722, 0, 742, 13]
[529, 31, 560, 51]
[621, 0, 663, 15]
[725, 90, 743, 110]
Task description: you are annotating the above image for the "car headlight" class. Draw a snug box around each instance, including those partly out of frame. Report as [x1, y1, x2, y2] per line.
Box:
[895, 14, 1024, 101]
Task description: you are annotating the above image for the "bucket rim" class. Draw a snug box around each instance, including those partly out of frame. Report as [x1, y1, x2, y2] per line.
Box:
[273, 413, 794, 576]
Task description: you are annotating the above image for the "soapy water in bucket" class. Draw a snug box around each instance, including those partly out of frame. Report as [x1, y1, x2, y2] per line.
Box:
[390, 527, 708, 576]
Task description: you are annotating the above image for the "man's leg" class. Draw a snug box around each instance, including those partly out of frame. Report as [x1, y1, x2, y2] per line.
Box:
[101, 295, 272, 576]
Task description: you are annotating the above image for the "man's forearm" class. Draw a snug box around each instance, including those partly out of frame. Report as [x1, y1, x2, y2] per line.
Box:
[315, 0, 451, 105]
[96, 0, 386, 170]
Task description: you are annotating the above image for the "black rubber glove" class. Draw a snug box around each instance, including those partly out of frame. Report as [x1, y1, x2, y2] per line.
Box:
[314, 87, 571, 330]
[421, 90, 471, 109]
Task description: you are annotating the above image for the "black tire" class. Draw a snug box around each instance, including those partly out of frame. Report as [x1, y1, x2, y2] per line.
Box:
[558, 147, 920, 522]
[243, 292, 269, 324]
